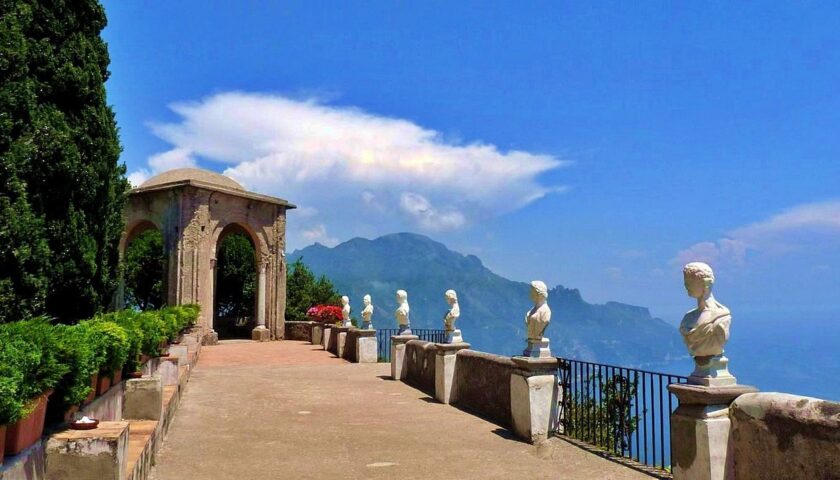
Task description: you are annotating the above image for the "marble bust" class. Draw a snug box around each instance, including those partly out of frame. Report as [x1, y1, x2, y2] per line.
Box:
[680, 262, 735, 386]
[341, 295, 352, 327]
[395, 289, 411, 335]
[523, 280, 552, 358]
[361, 294, 374, 330]
[443, 289, 463, 343]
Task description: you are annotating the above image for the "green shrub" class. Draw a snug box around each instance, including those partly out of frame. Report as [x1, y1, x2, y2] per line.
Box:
[85, 319, 129, 374]
[0, 337, 37, 424]
[0, 317, 68, 401]
[110, 310, 143, 372]
[135, 311, 167, 357]
[53, 324, 99, 407]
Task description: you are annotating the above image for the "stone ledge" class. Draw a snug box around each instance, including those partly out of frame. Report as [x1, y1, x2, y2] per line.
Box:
[668, 383, 757, 406]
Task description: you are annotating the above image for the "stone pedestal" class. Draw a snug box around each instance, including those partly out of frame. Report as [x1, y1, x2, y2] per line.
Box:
[159, 357, 182, 387]
[311, 323, 323, 345]
[523, 337, 551, 358]
[123, 376, 164, 421]
[689, 354, 736, 387]
[434, 342, 470, 403]
[322, 325, 333, 349]
[444, 329, 463, 344]
[397, 325, 412, 335]
[669, 383, 757, 480]
[353, 329, 378, 363]
[251, 325, 271, 342]
[202, 330, 219, 346]
[390, 334, 419, 380]
[361, 321, 372, 330]
[510, 356, 559, 444]
[332, 327, 349, 357]
[45, 421, 129, 480]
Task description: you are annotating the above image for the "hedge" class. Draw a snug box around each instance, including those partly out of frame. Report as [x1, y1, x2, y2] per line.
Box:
[0, 305, 199, 424]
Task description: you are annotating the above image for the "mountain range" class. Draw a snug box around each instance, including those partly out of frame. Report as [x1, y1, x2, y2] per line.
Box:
[289, 232, 685, 367]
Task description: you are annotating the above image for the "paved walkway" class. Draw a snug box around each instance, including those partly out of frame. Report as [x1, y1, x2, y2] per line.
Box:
[150, 341, 653, 480]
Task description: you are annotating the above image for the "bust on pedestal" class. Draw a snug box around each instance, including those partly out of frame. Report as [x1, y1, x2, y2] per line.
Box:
[341, 295, 352, 328]
[442, 289, 463, 343]
[523, 281, 551, 358]
[361, 294, 374, 330]
[395, 289, 411, 335]
[669, 262, 757, 480]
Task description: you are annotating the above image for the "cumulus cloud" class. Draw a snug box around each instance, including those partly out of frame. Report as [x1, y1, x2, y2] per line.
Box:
[127, 148, 197, 187]
[131, 92, 568, 247]
[674, 200, 840, 268]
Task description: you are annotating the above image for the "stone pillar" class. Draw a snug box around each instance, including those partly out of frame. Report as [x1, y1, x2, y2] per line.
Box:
[252, 262, 270, 342]
[353, 328, 378, 363]
[669, 384, 757, 480]
[322, 324, 333, 350]
[45, 421, 129, 480]
[510, 356, 559, 444]
[311, 322, 323, 345]
[390, 334, 419, 380]
[434, 342, 470, 404]
[332, 326, 349, 357]
[123, 376, 164, 421]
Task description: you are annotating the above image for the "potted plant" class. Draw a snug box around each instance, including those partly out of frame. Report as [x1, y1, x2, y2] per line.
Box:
[51, 323, 99, 420]
[85, 320, 129, 394]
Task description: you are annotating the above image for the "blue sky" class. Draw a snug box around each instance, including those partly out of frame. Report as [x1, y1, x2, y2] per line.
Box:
[102, 1, 839, 321]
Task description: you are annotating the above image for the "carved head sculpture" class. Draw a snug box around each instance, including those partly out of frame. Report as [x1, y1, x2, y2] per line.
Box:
[445, 289, 457, 305]
[341, 295, 350, 306]
[396, 289, 408, 304]
[363, 294, 371, 306]
[683, 262, 714, 300]
[529, 280, 548, 304]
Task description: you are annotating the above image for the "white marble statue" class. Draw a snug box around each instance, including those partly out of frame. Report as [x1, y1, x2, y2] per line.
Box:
[443, 289, 463, 343]
[341, 295, 352, 327]
[523, 280, 552, 358]
[361, 294, 374, 330]
[395, 289, 411, 335]
[680, 262, 735, 385]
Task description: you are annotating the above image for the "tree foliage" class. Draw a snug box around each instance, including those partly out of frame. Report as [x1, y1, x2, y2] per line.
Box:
[0, 0, 127, 323]
[285, 258, 341, 322]
[123, 229, 166, 310]
[214, 232, 256, 319]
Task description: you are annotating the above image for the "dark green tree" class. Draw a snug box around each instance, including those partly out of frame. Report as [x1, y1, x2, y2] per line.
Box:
[285, 258, 341, 322]
[214, 233, 256, 319]
[0, 0, 127, 322]
[123, 229, 166, 311]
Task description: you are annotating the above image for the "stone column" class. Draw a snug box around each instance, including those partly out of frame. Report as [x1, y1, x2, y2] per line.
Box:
[333, 326, 350, 358]
[353, 328, 378, 363]
[311, 322, 323, 345]
[322, 324, 333, 350]
[434, 342, 470, 404]
[390, 334, 419, 380]
[510, 356, 559, 444]
[45, 421, 129, 480]
[669, 383, 757, 480]
[251, 261, 270, 341]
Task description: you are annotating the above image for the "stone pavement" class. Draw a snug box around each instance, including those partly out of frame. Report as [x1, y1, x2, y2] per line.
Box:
[149, 340, 653, 480]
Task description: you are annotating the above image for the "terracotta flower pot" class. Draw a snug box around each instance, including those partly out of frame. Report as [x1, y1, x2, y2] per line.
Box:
[62, 404, 80, 423]
[96, 373, 111, 395]
[0, 425, 6, 466]
[111, 369, 123, 385]
[83, 374, 98, 405]
[126, 371, 143, 379]
[4, 392, 49, 456]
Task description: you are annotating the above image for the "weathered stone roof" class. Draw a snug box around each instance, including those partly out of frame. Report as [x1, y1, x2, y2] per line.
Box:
[139, 168, 245, 191]
[133, 167, 295, 208]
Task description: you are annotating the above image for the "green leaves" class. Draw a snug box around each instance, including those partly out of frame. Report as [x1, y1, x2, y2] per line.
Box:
[286, 258, 341, 322]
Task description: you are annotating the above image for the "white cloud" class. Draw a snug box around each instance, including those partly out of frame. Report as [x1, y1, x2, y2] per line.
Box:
[128, 148, 197, 187]
[132, 91, 568, 248]
[301, 224, 338, 247]
[674, 200, 840, 268]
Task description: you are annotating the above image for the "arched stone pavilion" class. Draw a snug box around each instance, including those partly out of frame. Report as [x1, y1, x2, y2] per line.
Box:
[119, 168, 295, 343]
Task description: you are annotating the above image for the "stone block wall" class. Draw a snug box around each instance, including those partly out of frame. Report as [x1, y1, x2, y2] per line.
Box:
[344, 329, 363, 362]
[729, 392, 840, 479]
[452, 350, 515, 428]
[285, 321, 314, 341]
[404, 340, 436, 396]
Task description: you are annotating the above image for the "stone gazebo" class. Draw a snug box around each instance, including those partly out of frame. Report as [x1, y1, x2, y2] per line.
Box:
[120, 168, 295, 343]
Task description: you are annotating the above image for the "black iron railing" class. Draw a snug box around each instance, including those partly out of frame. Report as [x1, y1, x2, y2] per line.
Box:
[555, 357, 687, 473]
[376, 328, 447, 362]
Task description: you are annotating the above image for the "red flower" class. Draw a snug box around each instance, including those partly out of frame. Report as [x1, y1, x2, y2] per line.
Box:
[306, 304, 343, 323]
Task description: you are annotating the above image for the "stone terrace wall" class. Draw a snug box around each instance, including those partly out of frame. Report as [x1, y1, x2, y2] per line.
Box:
[404, 340, 436, 396]
[344, 329, 364, 363]
[285, 321, 314, 341]
[452, 350, 515, 427]
[729, 392, 840, 479]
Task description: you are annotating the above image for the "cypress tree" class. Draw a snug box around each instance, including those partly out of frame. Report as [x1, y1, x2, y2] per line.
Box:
[0, 1, 127, 322]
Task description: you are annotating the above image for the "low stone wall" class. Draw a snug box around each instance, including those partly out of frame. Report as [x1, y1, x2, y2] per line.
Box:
[452, 350, 515, 428]
[404, 340, 437, 396]
[285, 321, 315, 341]
[345, 329, 365, 362]
[729, 392, 840, 479]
